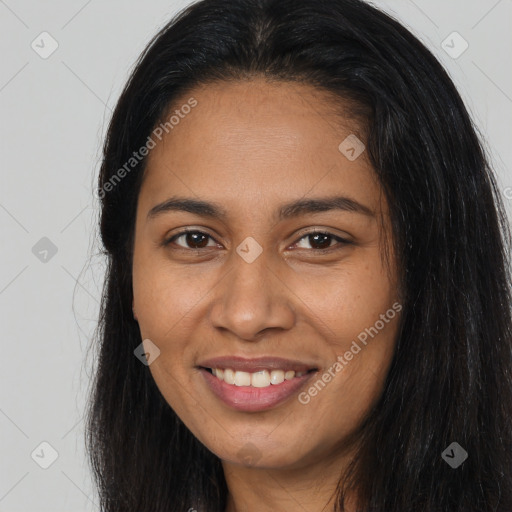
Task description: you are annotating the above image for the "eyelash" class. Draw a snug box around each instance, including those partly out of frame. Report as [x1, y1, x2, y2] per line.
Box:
[163, 229, 352, 253]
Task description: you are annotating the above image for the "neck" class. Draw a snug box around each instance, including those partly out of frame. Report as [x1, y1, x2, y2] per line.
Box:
[222, 447, 358, 512]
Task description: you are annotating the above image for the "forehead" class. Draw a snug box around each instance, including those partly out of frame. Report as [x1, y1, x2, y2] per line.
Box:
[154, 78, 364, 154]
[140, 78, 383, 217]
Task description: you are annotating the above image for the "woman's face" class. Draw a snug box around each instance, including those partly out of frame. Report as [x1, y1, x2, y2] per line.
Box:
[132, 78, 401, 470]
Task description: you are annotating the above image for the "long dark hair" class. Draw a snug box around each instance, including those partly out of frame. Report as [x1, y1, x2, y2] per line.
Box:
[85, 0, 512, 510]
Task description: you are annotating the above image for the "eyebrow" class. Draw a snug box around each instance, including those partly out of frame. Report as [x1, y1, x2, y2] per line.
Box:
[146, 195, 375, 221]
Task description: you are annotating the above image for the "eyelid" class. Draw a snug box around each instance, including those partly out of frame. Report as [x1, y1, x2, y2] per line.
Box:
[163, 227, 353, 251]
[291, 227, 353, 244]
[163, 227, 222, 248]
[287, 229, 353, 251]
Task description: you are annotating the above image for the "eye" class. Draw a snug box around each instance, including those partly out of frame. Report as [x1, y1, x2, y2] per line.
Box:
[163, 229, 351, 252]
[292, 231, 351, 251]
[165, 230, 219, 250]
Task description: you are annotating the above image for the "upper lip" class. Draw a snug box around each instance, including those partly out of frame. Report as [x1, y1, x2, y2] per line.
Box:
[198, 356, 318, 374]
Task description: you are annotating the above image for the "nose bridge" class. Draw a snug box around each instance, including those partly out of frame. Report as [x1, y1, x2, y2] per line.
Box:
[210, 246, 294, 340]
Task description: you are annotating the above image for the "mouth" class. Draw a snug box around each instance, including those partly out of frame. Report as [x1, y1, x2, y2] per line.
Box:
[201, 366, 317, 387]
[197, 356, 319, 412]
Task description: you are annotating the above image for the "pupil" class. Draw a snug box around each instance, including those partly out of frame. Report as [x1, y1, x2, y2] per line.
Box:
[187, 232, 208, 248]
[310, 233, 331, 249]
[184, 233, 333, 249]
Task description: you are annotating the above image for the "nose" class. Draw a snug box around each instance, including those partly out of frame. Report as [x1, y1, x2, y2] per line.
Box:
[209, 248, 296, 341]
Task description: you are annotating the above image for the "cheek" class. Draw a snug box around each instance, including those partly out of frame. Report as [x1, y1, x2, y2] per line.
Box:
[291, 255, 397, 346]
[132, 254, 217, 342]
[132, 258, 208, 422]
[291, 254, 399, 401]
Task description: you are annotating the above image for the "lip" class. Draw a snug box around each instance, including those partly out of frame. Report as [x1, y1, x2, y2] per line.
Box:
[197, 356, 318, 374]
[199, 368, 317, 412]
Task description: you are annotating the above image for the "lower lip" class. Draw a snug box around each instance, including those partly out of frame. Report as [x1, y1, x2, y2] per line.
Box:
[199, 368, 316, 412]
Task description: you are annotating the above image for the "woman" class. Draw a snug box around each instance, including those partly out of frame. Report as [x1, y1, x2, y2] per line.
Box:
[85, 0, 512, 510]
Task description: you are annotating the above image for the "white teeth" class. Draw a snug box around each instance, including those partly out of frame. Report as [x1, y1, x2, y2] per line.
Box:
[223, 368, 235, 385]
[251, 370, 270, 388]
[210, 368, 308, 387]
[234, 371, 251, 386]
[270, 370, 285, 385]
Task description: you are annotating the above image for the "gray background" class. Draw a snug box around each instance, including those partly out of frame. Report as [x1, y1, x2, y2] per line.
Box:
[0, 1, 511, 510]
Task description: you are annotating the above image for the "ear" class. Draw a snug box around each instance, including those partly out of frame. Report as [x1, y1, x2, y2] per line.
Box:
[132, 300, 138, 320]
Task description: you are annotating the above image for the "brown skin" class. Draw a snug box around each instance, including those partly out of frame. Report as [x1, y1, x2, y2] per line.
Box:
[132, 78, 401, 512]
